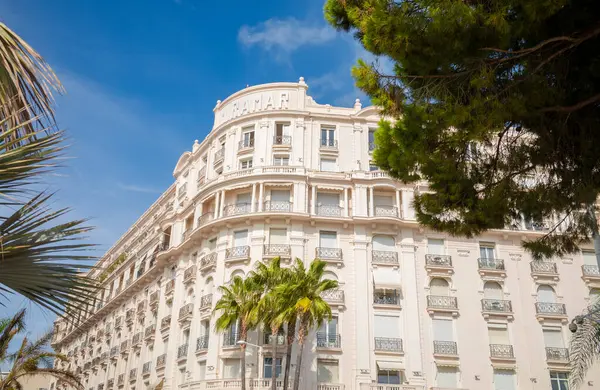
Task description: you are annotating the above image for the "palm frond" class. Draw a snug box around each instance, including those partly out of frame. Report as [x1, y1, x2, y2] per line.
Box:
[569, 304, 600, 388]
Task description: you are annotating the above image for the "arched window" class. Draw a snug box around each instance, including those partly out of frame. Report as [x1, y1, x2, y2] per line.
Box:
[323, 271, 338, 282]
[537, 285, 556, 303]
[187, 288, 195, 303]
[430, 278, 449, 296]
[483, 281, 503, 300]
[373, 235, 395, 252]
[204, 277, 214, 295]
[230, 269, 245, 282]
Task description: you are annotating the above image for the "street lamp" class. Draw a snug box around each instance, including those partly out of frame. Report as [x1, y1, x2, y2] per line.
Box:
[237, 340, 261, 348]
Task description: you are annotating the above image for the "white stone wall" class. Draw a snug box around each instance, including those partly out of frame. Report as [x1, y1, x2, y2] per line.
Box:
[50, 79, 600, 390]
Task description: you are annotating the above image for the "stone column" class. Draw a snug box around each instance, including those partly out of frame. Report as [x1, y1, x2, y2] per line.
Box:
[369, 186, 374, 217]
[251, 183, 257, 212]
[214, 191, 220, 218]
[344, 187, 349, 217]
[395, 190, 401, 218]
[311, 185, 317, 215]
[258, 183, 265, 212]
[219, 190, 226, 218]
[352, 226, 372, 388]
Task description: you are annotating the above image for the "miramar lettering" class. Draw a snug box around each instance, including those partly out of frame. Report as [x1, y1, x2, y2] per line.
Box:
[218, 91, 290, 123]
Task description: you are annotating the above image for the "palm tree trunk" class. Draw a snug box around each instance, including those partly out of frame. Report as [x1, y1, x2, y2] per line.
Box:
[240, 324, 247, 390]
[292, 322, 306, 390]
[271, 326, 278, 390]
[283, 319, 296, 390]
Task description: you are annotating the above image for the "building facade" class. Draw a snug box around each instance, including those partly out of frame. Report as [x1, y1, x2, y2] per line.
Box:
[51, 78, 600, 390]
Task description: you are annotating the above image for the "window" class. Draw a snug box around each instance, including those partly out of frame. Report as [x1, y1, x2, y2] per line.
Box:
[240, 159, 253, 170]
[318, 316, 338, 339]
[479, 243, 495, 259]
[483, 281, 504, 300]
[233, 230, 248, 247]
[369, 161, 379, 171]
[275, 123, 291, 144]
[537, 285, 557, 303]
[317, 192, 340, 206]
[317, 360, 339, 383]
[429, 278, 450, 296]
[543, 329, 564, 348]
[198, 361, 206, 380]
[377, 370, 401, 384]
[241, 128, 255, 148]
[436, 367, 458, 388]
[269, 228, 287, 244]
[321, 127, 336, 147]
[493, 369, 516, 390]
[488, 327, 510, 345]
[319, 231, 337, 248]
[369, 129, 376, 151]
[273, 155, 289, 166]
[320, 158, 336, 172]
[582, 250, 597, 266]
[550, 372, 569, 390]
[223, 358, 241, 379]
[374, 315, 401, 339]
[427, 239, 445, 255]
[373, 235, 395, 252]
[263, 357, 282, 378]
[432, 319, 454, 342]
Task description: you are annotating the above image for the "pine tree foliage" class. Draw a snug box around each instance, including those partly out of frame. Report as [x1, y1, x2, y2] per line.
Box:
[325, 0, 600, 258]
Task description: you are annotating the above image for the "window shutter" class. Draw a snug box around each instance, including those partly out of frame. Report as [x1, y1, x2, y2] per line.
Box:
[269, 228, 287, 244]
[436, 367, 458, 388]
[483, 282, 504, 300]
[319, 232, 337, 247]
[493, 369, 516, 390]
[317, 192, 340, 206]
[543, 329, 564, 348]
[427, 239, 445, 255]
[374, 315, 400, 338]
[233, 230, 248, 246]
[432, 319, 454, 341]
[373, 235, 395, 251]
[271, 190, 290, 202]
[583, 251, 597, 265]
[488, 328, 510, 344]
[537, 285, 556, 303]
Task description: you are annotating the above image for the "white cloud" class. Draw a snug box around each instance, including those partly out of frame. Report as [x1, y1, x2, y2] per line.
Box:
[238, 18, 336, 53]
[117, 183, 162, 194]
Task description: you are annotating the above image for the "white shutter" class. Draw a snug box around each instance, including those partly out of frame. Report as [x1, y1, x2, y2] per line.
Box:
[483, 282, 504, 300]
[488, 328, 510, 344]
[317, 193, 340, 206]
[317, 361, 339, 383]
[543, 329, 564, 348]
[282, 124, 291, 136]
[373, 235, 395, 251]
[271, 190, 290, 202]
[537, 285, 556, 303]
[436, 367, 458, 388]
[583, 251, 597, 266]
[374, 315, 400, 338]
[319, 232, 337, 247]
[430, 279, 450, 295]
[236, 192, 251, 204]
[198, 361, 206, 380]
[493, 370, 516, 390]
[427, 239, 445, 255]
[432, 319, 454, 341]
[374, 195, 394, 207]
[223, 359, 241, 379]
[320, 159, 336, 172]
[269, 228, 287, 244]
[234, 230, 248, 246]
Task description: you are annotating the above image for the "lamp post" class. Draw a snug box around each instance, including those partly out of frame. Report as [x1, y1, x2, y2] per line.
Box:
[237, 340, 262, 385]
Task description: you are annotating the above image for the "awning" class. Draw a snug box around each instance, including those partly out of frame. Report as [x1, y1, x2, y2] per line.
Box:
[377, 361, 403, 371]
[373, 268, 401, 289]
[435, 361, 460, 367]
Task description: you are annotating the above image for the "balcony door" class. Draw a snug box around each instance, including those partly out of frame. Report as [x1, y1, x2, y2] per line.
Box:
[319, 231, 337, 249]
[317, 360, 339, 384]
[436, 367, 458, 388]
[275, 123, 290, 138]
[543, 329, 564, 349]
[317, 192, 339, 206]
[427, 239, 445, 255]
[242, 129, 254, 148]
[318, 316, 338, 340]
[483, 281, 504, 300]
[479, 243, 496, 260]
[432, 319, 454, 342]
[583, 250, 597, 266]
[537, 285, 556, 303]
[321, 128, 335, 146]
[269, 228, 287, 245]
[373, 235, 395, 252]
[223, 358, 241, 379]
[374, 315, 401, 340]
[236, 192, 251, 206]
[488, 327, 510, 345]
[493, 369, 516, 390]
[271, 190, 290, 203]
[374, 194, 394, 208]
[233, 230, 248, 247]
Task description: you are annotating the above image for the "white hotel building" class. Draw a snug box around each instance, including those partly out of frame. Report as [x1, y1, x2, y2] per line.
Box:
[51, 78, 600, 390]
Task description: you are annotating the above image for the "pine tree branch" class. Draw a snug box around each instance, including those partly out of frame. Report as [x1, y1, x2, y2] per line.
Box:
[539, 93, 600, 113]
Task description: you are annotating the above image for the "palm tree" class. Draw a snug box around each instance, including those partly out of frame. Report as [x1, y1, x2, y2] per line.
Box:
[0, 309, 83, 390]
[568, 301, 600, 388]
[250, 258, 288, 390]
[0, 22, 96, 315]
[213, 275, 262, 390]
[276, 259, 338, 390]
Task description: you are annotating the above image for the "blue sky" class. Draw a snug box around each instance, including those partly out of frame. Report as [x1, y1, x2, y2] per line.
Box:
[0, 0, 371, 339]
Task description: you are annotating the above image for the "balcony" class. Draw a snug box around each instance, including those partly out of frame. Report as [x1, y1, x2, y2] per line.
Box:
[225, 246, 250, 263]
[120, 340, 129, 355]
[197, 167, 206, 188]
[273, 135, 292, 146]
[98, 384, 104, 390]
[315, 247, 343, 265]
[114, 316, 122, 330]
[320, 139, 338, 150]
[200, 293, 213, 311]
[263, 333, 285, 346]
[546, 347, 569, 363]
[200, 252, 217, 273]
[197, 211, 214, 227]
[223, 331, 240, 347]
[149, 291, 159, 309]
[177, 344, 188, 361]
[373, 292, 400, 307]
[110, 346, 119, 359]
[184, 265, 197, 284]
[489, 344, 515, 361]
[321, 289, 345, 307]
[316, 204, 342, 217]
[107, 379, 114, 389]
[433, 340, 458, 357]
[129, 368, 137, 382]
[478, 258, 506, 277]
[144, 324, 155, 341]
[374, 337, 403, 354]
[238, 138, 254, 151]
[165, 279, 175, 298]
[196, 335, 209, 352]
[223, 203, 252, 217]
[263, 244, 291, 259]
[425, 254, 453, 274]
[131, 332, 142, 349]
[427, 295, 459, 316]
[372, 250, 399, 266]
[160, 315, 172, 331]
[179, 303, 194, 323]
[535, 302, 568, 322]
[530, 261, 559, 281]
[125, 309, 134, 325]
[105, 323, 112, 334]
[374, 205, 400, 218]
[481, 299, 513, 319]
[316, 333, 341, 350]
[213, 147, 225, 165]
[142, 362, 151, 376]
[136, 301, 146, 317]
[582, 264, 600, 283]
[117, 374, 124, 387]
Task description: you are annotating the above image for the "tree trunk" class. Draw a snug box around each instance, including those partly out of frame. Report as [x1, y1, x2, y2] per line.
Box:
[283, 319, 296, 390]
[271, 325, 278, 390]
[240, 325, 247, 390]
[292, 322, 306, 390]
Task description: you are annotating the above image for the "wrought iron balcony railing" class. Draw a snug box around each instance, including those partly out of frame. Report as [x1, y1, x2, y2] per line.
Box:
[177, 344, 188, 359]
[530, 261, 558, 274]
[273, 135, 292, 145]
[546, 347, 569, 361]
[478, 258, 505, 270]
[238, 138, 255, 149]
[582, 264, 600, 276]
[481, 299, 513, 312]
[372, 250, 399, 265]
[142, 362, 151, 375]
[264, 200, 292, 212]
[490, 344, 514, 359]
[213, 148, 225, 163]
[425, 254, 453, 268]
[224, 202, 252, 217]
[197, 211, 214, 226]
[196, 335, 209, 351]
[144, 324, 155, 339]
[320, 139, 338, 148]
[179, 303, 194, 320]
[374, 205, 399, 218]
[200, 293, 213, 310]
[223, 331, 240, 347]
[374, 337, 403, 352]
[165, 279, 175, 294]
[373, 292, 400, 306]
[427, 295, 458, 310]
[263, 244, 291, 258]
[263, 333, 285, 345]
[225, 245, 250, 260]
[129, 368, 137, 381]
[316, 333, 341, 349]
[184, 265, 197, 282]
[160, 315, 171, 330]
[200, 252, 217, 270]
[117, 374, 124, 386]
[132, 332, 142, 346]
[156, 353, 166, 368]
[433, 340, 458, 355]
[149, 291, 159, 306]
[321, 288, 344, 303]
[317, 204, 342, 217]
[535, 302, 566, 315]
[316, 247, 343, 261]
